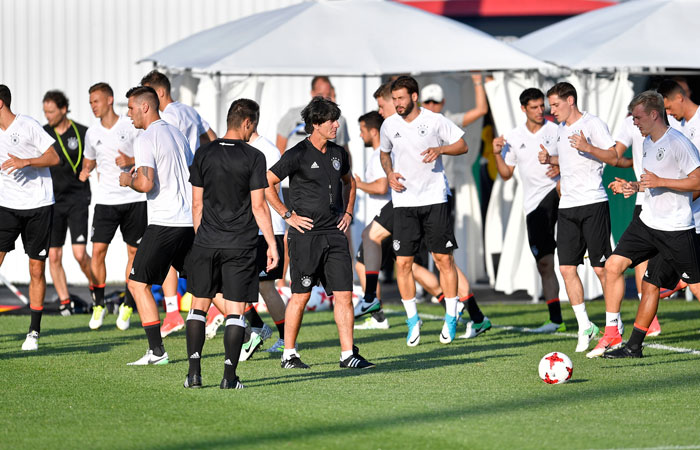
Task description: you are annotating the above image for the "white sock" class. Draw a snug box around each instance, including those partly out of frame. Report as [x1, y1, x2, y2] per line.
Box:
[444, 296, 458, 317]
[401, 298, 418, 319]
[605, 311, 620, 328]
[340, 350, 353, 361]
[165, 295, 178, 313]
[638, 293, 642, 300]
[572, 303, 591, 330]
[282, 348, 298, 360]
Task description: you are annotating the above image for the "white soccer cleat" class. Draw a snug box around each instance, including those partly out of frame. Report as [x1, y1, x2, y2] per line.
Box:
[89, 305, 107, 330]
[116, 304, 133, 331]
[354, 316, 390, 330]
[405, 316, 422, 347]
[127, 349, 169, 366]
[575, 323, 600, 353]
[21, 331, 39, 351]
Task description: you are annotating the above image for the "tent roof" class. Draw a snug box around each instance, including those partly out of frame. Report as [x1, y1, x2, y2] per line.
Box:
[142, 0, 547, 76]
[514, 0, 700, 71]
[394, 0, 616, 17]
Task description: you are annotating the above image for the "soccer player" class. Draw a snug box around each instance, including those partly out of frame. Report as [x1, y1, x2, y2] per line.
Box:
[0, 84, 60, 350]
[184, 98, 278, 389]
[80, 82, 146, 331]
[379, 76, 467, 346]
[492, 88, 563, 332]
[42, 90, 94, 315]
[538, 82, 622, 353]
[118, 86, 194, 365]
[266, 96, 374, 369]
[590, 91, 700, 358]
[140, 70, 217, 337]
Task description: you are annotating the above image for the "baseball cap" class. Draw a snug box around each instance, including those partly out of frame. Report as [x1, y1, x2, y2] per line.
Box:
[420, 84, 444, 103]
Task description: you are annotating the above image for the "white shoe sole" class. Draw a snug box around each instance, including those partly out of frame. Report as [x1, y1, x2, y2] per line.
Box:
[206, 315, 225, 340]
[586, 342, 622, 359]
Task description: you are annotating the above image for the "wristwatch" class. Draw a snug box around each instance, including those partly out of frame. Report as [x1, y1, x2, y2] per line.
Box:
[283, 210, 292, 219]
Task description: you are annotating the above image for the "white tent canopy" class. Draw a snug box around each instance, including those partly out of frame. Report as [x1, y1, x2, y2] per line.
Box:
[142, 0, 547, 75]
[514, 0, 700, 71]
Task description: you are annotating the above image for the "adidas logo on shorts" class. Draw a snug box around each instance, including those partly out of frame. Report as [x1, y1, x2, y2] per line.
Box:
[76, 234, 85, 243]
[392, 240, 400, 251]
[130, 267, 135, 275]
[682, 272, 690, 279]
[600, 256, 607, 263]
[311, 162, 319, 169]
[445, 241, 453, 248]
[259, 270, 267, 277]
[38, 249, 46, 257]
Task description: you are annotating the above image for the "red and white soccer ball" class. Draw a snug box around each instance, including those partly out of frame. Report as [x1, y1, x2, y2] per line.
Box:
[538, 352, 573, 385]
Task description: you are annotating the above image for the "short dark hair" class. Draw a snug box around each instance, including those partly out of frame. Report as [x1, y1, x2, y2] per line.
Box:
[126, 86, 160, 111]
[301, 96, 341, 134]
[311, 76, 331, 91]
[547, 82, 577, 105]
[391, 76, 419, 96]
[226, 98, 259, 130]
[519, 88, 544, 106]
[89, 82, 114, 97]
[358, 111, 383, 132]
[0, 85, 11, 108]
[43, 90, 69, 110]
[140, 70, 171, 94]
[657, 79, 686, 99]
[373, 82, 392, 100]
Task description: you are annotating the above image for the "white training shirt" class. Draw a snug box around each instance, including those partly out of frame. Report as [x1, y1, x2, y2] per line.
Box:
[363, 147, 391, 221]
[502, 120, 559, 215]
[133, 120, 193, 227]
[555, 112, 616, 209]
[0, 114, 55, 210]
[250, 134, 286, 236]
[669, 106, 700, 232]
[161, 101, 207, 155]
[639, 127, 700, 231]
[614, 115, 645, 206]
[84, 116, 146, 205]
[379, 108, 463, 208]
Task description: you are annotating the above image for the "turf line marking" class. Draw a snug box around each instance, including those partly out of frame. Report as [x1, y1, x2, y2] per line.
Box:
[383, 309, 700, 355]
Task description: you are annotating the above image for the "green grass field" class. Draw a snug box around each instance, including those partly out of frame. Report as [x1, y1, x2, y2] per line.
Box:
[2, 299, 700, 449]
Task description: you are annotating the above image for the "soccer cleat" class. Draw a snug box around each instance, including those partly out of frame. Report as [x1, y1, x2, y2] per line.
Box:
[586, 327, 622, 358]
[405, 315, 422, 347]
[239, 331, 264, 362]
[161, 312, 185, 338]
[353, 297, 381, 318]
[59, 301, 73, 317]
[532, 320, 566, 333]
[220, 377, 245, 389]
[575, 323, 600, 352]
[184, 374, 202, 388]
[205, 306, 225, 340]
[281, 355, 310, 369]
[459, 316, 492, 339]
[127, 349, 169, 366]
[116, 304, 133, 331]
[439, 314, 458, 344]
[89, 305, 107, 330]
[646, 316, 661, 337]
[254, 323, 273, 342]
[354, 316, 390, 330]
[21, 331, 39, 351]
[265, 338, 285, 353]
[340, 347, 375, 369]
[602, 345, 643, 359]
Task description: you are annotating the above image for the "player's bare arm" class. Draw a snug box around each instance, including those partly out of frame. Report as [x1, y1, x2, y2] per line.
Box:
[251, 188, 279, 272]
[192, 186, 203, 233]
[538, 144, 558, 166]
[115, 150, 135, 168]
[492, 135, 515, 180]
[337, 171, 356, 233]
[2, 146, 60, 174]
[640, 166, 700, 192]
[78, 158, 96, 182]
[569, 131, 621, 165]
[381, 150, 405, 192]
[119, 166, 154, 193]
[354, 173, 388, 195]
[265, 169, 313, 233]
[421, 138, 467, 163]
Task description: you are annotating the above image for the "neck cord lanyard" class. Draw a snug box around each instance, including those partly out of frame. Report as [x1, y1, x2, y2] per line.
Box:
[54, 120, 82, 174]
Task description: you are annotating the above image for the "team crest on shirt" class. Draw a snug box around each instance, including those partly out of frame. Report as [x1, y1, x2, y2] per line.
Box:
[9, 132, 20, 145]
[689, 127, 696, 140]
[542, 135, 555, 147]
[393, 240, 400, 251]
[417, 123, 429, 137]
[118, 132, 129, 142]
[656, 147, 665, 161]
[67, 137, 79, 150]
[301, 276, 312, 288]
[331, 156, 341, 171]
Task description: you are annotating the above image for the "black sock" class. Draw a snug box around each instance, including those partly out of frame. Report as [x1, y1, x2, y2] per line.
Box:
[275, 320, 285, 339]
[223, 314, 245, 381]
[371, 309, 386, 321]
[547, 298, 563, 324]
[124, 285, 135, 308]
[186, 309, 207, 376]
[461, 294, 485, 323]
[627, 326, 647, 351]
[436, 293, 445, 311]
[144, 322, 165, 356]
[245, 306, 264, 329]
[365, 272, 379, 301]
[29, 307, 43, 333]
[93, 284, 106, 307]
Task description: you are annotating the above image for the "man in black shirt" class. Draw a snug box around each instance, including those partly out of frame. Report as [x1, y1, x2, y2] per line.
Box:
[267, 96, 375, 370]
[42, 90, 95, 315]
[184, 99, 279, 389]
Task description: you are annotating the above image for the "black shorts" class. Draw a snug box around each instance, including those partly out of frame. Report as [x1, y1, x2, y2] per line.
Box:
[288, 232, 353, 294]
[92, 202, 147, 247]
[557, 201, 611, 267]
[50, 197, 89, 247]
[373, 201, 394, 234]
[356, 237, 394, 267]
[526, 188, 558, 261]
[130, 225, 194, 285]
[633, 204, 642, 220]
[187, 244, 257, 302]
[614, 215, 700, 284]
[256, 235, 285, 281]
[0, 205, 53, 261]
[393, 202, 457, 257]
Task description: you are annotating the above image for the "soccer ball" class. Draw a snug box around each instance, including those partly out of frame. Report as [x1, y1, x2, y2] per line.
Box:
[538, 352, 573, 385]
